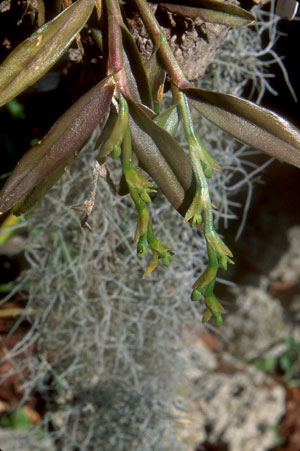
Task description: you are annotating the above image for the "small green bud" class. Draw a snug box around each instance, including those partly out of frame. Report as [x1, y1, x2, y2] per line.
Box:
[111, 144, 121, 159]
[218, 254, 234, 270]
[159, 251, 174, 267]
[191, 288, 203, 302]
[137, 242, 148, 256]
[162, 256, 170, 267]
[219, 255, 228, 270]
[125, 166, 153, 192]
[191, 214, 202, 227]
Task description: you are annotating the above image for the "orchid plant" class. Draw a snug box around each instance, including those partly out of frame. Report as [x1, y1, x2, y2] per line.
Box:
[0, 0, 300, 325]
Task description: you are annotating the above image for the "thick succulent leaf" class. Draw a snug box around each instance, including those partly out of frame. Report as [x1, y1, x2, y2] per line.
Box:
[11, 156, 74, 216]
[128, 99, 194, 194]
[185, 87, 300, 168]
[276, 0, 298, 20]
[0, 77, 114, 214]
[129, 116, 185, 211]
[0, 0, 94, 107]
[128, 101, 194, 212]
[158, 0, 255, 26]
[121, 25, 153, 108]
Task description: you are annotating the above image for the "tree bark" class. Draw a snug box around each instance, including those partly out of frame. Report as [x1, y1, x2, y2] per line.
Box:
[123, 0, 270, 81]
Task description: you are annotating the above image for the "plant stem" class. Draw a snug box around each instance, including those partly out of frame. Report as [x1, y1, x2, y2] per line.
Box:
[105, 0, 131, 97]
[133, 0, 190, 89]
[173, 86, 210, 216]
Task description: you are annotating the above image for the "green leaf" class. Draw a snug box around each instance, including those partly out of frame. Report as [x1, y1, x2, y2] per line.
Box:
[0, 213, 23, 245]
[192, 265, 217, 290]
[185, 87, 300, 168]
[97, 91, 128, 158]
[153, 105, 180, 136]
[0, 77, 114, 215]
[128, 99, 195, 206]
[95, 104, 118, 151]
[205, 229, 233, 257]
[129, 111, 187, 212]
[205, 295, 225, 313]
[0, 0, 94, 107]
[158, 0, 255, 26]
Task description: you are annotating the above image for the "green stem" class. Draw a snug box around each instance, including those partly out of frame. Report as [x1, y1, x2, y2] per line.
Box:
[174, 85, 233, 265]
[122, 122, 133, 168]
[173, 86, 213, 223]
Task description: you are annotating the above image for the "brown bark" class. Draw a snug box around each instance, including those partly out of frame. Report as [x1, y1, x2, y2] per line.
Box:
[123, 0, 270, 81]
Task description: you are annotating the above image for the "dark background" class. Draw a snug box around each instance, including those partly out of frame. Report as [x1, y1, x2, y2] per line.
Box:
[226, 9, 300, 286]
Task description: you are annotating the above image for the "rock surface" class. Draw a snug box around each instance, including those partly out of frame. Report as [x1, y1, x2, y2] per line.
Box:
[174, 331, 285, 451]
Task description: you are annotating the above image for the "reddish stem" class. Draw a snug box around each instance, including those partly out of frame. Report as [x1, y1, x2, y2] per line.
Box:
[133, 0, 191, 89]
[105, 0, 131, 97]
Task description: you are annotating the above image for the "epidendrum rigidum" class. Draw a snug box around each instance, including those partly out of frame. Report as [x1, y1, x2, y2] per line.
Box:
[0, 0, 300, 325]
